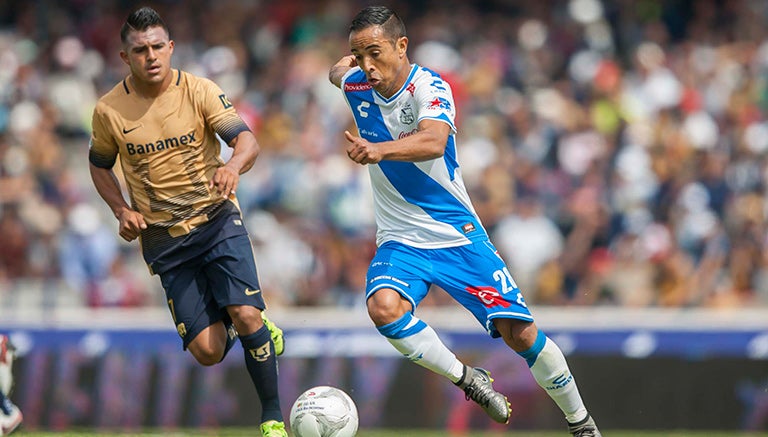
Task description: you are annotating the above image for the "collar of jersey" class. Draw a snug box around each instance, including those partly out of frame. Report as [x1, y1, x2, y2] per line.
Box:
[374, 64, 418, 104]
[124, 69, 181, 95]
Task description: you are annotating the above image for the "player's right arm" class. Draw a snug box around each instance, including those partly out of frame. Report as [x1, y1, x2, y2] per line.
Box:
[88, 105, 146, 242]
[329, 54, 357, 88]
[89, 163, 146, 242]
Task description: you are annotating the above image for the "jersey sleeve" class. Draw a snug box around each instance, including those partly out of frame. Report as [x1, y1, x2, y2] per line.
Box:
[88, 104, 119, 169]
[339, 67, 359, 91]
[414, 71, 457, 133]
[198, 77, 250, 145]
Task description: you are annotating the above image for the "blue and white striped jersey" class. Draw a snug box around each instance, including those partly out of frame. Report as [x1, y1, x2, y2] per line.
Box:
[341, 64, 488, 248]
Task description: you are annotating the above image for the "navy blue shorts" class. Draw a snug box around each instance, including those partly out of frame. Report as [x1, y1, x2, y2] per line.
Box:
[159, 234, 265, 349]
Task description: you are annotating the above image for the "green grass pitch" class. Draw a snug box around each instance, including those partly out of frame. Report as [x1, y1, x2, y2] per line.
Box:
[8, 430, 768, 437]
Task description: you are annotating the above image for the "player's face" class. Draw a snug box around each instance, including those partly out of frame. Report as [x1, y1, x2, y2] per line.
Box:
[120, 25, 174, 90]
[350, 25, 409, 98]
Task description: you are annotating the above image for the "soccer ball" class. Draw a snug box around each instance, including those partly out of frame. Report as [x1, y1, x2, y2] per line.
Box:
[289, 385, 359, 437]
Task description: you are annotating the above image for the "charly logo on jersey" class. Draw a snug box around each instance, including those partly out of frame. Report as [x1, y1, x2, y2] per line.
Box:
[399, 104, 415, 124]
[357, 101, 370, 118]
[466, 285, 511, 308]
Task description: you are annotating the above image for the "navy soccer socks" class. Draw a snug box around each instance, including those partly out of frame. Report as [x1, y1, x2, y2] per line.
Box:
[240, 325, 282, 423]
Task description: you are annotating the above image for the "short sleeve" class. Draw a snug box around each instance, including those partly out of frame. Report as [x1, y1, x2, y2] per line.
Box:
[88, 105, 119, 168]
[199, 77, 250, 145]
[414, 71, 457, 132]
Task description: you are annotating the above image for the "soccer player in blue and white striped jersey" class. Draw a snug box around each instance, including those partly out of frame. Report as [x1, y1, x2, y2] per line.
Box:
[330, 6, 601, 436]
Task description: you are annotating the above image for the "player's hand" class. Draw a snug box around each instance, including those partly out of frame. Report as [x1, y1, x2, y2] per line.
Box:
[116, 208, 147, 242]
[330, 55, 358, 87]
[210, 165, 240, 199]
[344, 131, 382, 164]
[336, 54, 357, 68]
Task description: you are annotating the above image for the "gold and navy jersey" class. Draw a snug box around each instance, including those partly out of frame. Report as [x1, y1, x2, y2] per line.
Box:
[89, 69, 250, 272]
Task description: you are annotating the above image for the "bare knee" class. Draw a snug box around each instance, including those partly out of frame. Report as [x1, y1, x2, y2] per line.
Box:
[227, 305, 263, 336]
[188, 322, 227, 366]
[190, 345, 223, 366]
[366, 288, 411, 326]
[495, 319, 539, 352]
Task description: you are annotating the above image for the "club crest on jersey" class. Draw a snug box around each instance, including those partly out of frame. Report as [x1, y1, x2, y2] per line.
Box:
[345, 82, 372, 92]
[176, 323, 187, 338]
[427, 96, 451, 111]
[466, 285, 511, 308]
[399, 104, 415, 124]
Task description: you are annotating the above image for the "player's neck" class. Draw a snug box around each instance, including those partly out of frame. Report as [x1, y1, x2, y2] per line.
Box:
[130, 72, 173, 98]
[380, 62, 412, 99]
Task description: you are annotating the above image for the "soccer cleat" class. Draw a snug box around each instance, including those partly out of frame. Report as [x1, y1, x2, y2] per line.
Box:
[568, 414, 602, 437]
[260, 420, 287, 437]
[457, 366, 512, 424]
[261, 313, 284, 356]
[0, 402, 22, 436]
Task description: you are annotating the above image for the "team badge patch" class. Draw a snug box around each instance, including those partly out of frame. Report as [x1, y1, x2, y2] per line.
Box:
[399, 104, 415, 124]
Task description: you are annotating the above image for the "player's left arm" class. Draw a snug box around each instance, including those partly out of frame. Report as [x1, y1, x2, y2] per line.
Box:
[199, 76, 260, 198]
[210, 130, 260, 198]
[344, 119, 449, 164]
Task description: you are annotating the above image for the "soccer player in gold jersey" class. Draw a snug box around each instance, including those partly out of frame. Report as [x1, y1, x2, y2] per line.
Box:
[88, 7, 287, 436]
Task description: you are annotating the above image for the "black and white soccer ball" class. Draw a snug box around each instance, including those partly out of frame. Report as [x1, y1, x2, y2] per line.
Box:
[289, 385, 359, 437]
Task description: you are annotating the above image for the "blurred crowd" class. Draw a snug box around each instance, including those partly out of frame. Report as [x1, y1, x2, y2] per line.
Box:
[2, 0, 768, 310]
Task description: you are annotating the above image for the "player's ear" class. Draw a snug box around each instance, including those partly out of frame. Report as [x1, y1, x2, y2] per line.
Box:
[168, 39, 175, 53]
[119, 50, 130, 65]
[397, 36, 408, 58]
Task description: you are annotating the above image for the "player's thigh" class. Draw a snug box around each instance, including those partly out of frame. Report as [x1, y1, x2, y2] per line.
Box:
[365, 242, 431, 314]
[434, 240, 534, 338]
[159, 263, 225, 350]
[203, 234, 266, 312]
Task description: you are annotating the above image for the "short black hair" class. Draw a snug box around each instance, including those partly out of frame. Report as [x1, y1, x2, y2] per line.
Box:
[350, 6, 406, 41]
[120, 6, 170, 44]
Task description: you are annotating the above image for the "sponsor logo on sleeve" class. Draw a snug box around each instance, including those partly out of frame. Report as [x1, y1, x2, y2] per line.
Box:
[344, 82, 373, 92]
[219, 94, 233, 109]
[427, 97, 452, 111]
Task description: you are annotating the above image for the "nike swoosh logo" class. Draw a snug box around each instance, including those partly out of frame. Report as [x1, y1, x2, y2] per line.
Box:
[245, 288, 261, 296]
[122, 126, 141, 134]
